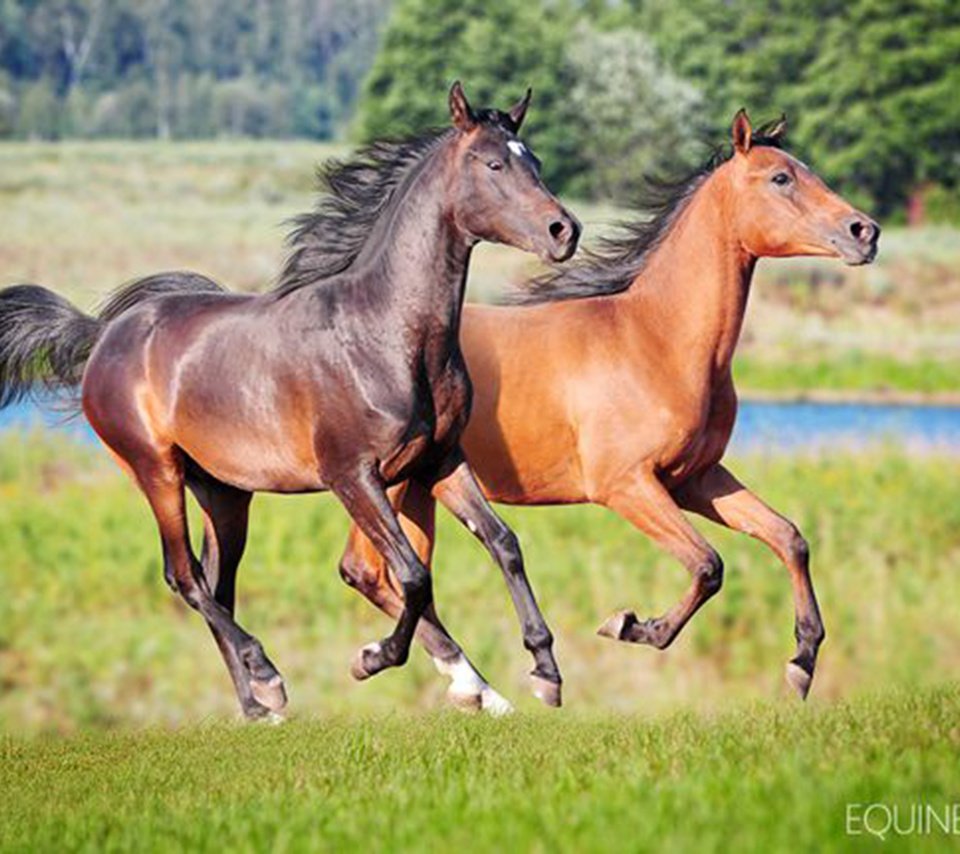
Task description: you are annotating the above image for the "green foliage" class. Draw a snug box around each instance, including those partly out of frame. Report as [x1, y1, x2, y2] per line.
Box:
[2, 1, 957, 215]
[611, 0, 960, 216]
[566, 23, 707, 199]
[0, 0, 390, 140]
[791, 0, 960, 216]
[357, 0, 585, 190]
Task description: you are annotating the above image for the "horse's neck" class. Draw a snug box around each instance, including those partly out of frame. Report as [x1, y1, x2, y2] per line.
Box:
[361, 145, 472, 342]
[625, 171, 756, 383]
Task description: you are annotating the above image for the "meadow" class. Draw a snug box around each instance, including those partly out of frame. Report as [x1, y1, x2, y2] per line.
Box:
[1, 435, 960, 850]
[1, 141, 958, 398]
[1, 141, 959, 850]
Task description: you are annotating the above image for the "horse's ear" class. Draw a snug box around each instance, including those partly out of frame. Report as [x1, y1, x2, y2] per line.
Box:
[768, 113, 788, 141]
[507, 87, 532, 132]
[449, 81, 477, 132]
[732, 108, 752, 155]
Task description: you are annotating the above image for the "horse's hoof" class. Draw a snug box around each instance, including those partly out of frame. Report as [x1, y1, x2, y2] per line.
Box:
[530, 674, 562, 708]
[597, 609, 635, 641]
[447, 690, 483, 713]
[249, 674, 287, 712]
[350, 642, 382, 681]
[246, 709, 286, 726]
[480, 687, 515, 717]
[785, 660, 813, 700]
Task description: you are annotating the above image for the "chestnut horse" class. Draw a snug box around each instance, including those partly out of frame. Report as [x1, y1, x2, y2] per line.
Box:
[0, 82, 579, 719]
[340, 110, 880, 711]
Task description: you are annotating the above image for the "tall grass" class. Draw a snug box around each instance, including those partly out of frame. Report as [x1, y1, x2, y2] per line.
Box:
[1, 435, 958, 732]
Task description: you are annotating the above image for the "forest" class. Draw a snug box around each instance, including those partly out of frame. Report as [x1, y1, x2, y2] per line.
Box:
[1, 0, 958, 216]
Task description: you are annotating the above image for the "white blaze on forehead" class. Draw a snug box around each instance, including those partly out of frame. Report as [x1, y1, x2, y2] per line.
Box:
[507, 140, 528, 158]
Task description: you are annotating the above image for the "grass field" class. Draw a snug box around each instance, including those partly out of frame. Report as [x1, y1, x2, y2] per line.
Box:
[1, 433, 959, 851]
[1, 141, 959, 851]
[1, 140, 958, 397]
[3, 685, 960, 852]
[1, 436, 959, 731]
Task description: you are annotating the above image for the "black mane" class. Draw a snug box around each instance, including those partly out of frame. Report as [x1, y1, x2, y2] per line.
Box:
[510, 122, 786, 306]
[276, 109, 520, 297]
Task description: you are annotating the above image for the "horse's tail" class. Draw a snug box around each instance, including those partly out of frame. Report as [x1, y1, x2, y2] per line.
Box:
[0, 271, 227, 409]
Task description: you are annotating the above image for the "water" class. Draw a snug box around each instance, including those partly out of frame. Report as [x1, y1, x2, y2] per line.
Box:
[729, 400, 960, 454]
[1, 398, 958, 454]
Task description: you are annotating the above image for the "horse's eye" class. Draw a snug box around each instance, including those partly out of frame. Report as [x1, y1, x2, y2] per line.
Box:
[487, 160, 503, 171]
[772, 172, 792, 186]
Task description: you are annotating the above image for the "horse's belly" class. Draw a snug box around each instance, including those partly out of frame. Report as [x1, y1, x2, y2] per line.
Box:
[179, 425, 324, 493]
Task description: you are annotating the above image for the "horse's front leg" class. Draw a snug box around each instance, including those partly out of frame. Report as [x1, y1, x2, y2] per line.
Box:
[430, 450, 562, 707]
[332, 463, 436, 680]
[338, 481, 514, 715]
[596, 468, 725, 651]
[674, 463, 825, 699]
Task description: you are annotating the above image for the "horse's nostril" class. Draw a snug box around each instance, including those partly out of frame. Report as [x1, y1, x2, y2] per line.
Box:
[549, 220, 567, 242]
[849, 218, 878, 243]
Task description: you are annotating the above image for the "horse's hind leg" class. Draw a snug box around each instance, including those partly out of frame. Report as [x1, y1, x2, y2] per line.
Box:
[674, 463, 824, 699]
[186, 474, 272, 720]
[339, 481, 513, 715]
[597, 469, 724, 651]
[131, 447, 287, 715]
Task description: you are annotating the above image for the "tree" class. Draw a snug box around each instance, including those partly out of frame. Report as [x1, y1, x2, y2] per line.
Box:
[790, 0, 960, 216]
[606, 0, 960, 215]
[356, 0, 587, 190]
[566, 23, 708, 201]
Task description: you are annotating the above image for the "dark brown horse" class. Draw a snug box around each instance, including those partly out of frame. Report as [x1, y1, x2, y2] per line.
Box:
[0, 82, 579, 719]
[340, 111, 880, 712]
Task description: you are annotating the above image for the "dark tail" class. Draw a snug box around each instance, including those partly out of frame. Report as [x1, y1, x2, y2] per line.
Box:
[0, 271, 226, 409]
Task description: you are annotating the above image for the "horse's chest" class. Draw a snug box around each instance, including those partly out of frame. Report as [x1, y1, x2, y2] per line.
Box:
[658, 402, 735, 485]
[380, 367, 470, 481]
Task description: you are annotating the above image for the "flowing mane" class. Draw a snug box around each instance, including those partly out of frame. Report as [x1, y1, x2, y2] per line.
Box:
[276, 107, 521, 297]
[275, 128, 452, 295]
[510, 121, 786, 306]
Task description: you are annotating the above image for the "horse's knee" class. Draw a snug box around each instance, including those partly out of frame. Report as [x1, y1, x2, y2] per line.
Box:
[782, 525, 810, 567]
[400, 562, 432, 612]
[695, 550, 724, 597]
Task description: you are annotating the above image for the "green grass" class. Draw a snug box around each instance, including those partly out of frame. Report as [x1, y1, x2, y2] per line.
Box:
[2, 685, 959, 852]
[734, 352, 960, 396]
[2, 436, 959, 732]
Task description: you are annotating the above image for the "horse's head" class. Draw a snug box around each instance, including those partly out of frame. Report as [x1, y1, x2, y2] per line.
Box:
[725, 110, 879, 265]
[446, 81, 580, 263]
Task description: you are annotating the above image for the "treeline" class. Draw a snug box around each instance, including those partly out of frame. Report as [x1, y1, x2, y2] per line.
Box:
[360, 0, 960, 217]
[1, 0, 958, 217]
[0, 0, 388, 140]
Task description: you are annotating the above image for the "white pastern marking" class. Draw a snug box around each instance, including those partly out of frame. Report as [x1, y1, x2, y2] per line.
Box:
[466, 518, 478, 534]
[479, 687, 514, 717]
[507, 140, 528, 158]
[434, 653, 485, 694]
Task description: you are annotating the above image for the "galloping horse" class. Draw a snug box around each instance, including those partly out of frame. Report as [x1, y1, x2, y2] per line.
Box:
[340, 110, 880, 710]
[0, 83, 579, 719]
